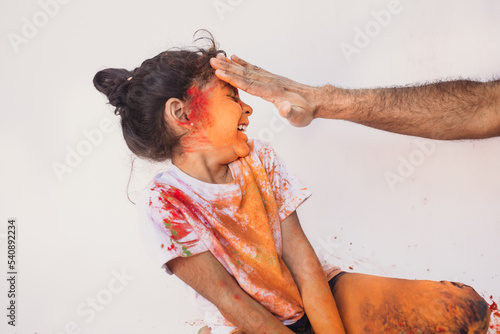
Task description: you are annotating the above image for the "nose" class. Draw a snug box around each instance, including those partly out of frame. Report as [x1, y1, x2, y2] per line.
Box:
[241, 101, 253, 116]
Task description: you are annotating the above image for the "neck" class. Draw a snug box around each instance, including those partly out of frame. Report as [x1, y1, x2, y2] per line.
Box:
[172, 149, 234, 184]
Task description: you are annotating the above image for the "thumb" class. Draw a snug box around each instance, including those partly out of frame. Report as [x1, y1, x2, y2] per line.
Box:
[277, 101, 292, 119]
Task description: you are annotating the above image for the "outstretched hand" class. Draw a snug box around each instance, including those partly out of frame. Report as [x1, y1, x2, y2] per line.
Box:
[210, 54, 317, 127]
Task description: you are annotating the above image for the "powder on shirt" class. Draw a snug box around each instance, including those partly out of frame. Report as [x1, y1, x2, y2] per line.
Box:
[137, 140, 340, 327]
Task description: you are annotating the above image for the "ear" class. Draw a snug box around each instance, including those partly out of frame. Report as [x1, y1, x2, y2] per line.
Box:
[164, 98, 191, 130]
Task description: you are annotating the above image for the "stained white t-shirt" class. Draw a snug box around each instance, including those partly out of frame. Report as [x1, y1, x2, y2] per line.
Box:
[137, 140, 340, 332]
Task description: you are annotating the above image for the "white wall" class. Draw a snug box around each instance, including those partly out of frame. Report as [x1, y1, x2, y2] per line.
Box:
[1, 0, 499, 333]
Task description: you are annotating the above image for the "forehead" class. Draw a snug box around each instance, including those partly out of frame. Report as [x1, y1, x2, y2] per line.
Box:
[216, 80, 237, 94]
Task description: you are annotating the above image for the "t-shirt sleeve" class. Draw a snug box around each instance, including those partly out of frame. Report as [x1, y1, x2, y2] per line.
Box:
[252, 140, 312, 221]
[137, 180, 209, 274]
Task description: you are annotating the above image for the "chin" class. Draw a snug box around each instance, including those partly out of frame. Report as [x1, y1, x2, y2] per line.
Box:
[235, 141, 251, 159]
[238, 142, 250, 158]
[219, 141, 251, 164]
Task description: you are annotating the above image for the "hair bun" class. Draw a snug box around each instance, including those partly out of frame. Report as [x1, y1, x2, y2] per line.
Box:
[93, 68, 132, 109]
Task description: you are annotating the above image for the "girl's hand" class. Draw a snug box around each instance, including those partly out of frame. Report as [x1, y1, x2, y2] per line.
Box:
[168, 252, 294, 334]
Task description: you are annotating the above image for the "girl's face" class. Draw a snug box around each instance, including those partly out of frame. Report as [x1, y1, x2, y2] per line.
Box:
[186, 79, 253, 162]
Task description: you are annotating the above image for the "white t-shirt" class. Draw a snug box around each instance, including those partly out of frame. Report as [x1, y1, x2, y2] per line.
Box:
[137, 140, 340, 332]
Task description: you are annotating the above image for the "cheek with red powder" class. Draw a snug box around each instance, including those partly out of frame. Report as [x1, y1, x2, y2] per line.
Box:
[178, 85, 217, 152]
[186, 85, 213, 126]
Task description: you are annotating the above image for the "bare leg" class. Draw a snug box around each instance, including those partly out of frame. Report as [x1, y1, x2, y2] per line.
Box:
[331, 273, 490, 333]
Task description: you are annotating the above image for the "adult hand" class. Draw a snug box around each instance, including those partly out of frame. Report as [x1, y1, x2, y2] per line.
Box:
[210, 54, 318, 127]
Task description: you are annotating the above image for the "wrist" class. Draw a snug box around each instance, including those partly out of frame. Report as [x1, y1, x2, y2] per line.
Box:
[310, 85, 352, 121]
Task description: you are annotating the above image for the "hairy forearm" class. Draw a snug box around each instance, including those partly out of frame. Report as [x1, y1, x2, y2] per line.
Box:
[168, 253, 293, 334]
[313, 79, 500, 140]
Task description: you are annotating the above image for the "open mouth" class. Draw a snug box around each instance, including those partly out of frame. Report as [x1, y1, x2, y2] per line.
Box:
[237, 124, 248, 132]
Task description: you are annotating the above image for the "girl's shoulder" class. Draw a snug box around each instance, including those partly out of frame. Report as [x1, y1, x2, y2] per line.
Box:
[248, 138, 272, 153]
[136, 170, 182, 208]
[245, 139, 283, 173]
[247, 139, 277, 163]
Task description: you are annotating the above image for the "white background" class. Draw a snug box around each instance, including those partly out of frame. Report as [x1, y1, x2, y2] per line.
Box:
[1, 0, 499, 333]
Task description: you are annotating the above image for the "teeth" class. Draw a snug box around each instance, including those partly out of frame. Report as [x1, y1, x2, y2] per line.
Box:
[238, 124, 247, 131]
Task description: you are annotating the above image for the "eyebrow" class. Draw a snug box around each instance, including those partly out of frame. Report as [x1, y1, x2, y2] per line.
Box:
[221, 82, 238, 95]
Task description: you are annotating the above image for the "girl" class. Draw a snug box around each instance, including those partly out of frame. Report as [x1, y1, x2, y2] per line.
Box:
[93, 34, 491, 334]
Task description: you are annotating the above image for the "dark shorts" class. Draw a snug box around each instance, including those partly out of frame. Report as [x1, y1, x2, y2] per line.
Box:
[286, 271, 347, 334]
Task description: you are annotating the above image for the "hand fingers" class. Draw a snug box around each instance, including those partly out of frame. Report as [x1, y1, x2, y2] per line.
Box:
[231, 55, 271, 75]
[216, 53, 232, 63]
[211, 56, 284, 103]
[211, 57, 254, 79]
[214, 68, 257, 94]
[210, 57, 245, 76]
[230, 54, 250, 67]
[211, 55, 270, 80]
[214, 69, 240, 87]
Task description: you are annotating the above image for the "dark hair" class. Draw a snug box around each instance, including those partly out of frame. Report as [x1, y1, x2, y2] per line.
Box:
[93, 31, 226, 162]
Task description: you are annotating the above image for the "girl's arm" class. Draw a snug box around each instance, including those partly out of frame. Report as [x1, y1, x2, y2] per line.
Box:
[281, 211, 346, 334]
[168, 251, 294, 334]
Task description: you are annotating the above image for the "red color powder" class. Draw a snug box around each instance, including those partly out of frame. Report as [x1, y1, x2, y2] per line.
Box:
[150, 182, 211, 257]
[491, 301, 498, 312]
[187, 85, 212, 126]
[158, 188, 197, 243]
